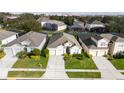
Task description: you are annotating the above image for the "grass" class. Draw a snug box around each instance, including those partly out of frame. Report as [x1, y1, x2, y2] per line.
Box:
[65, 54, 97, 69]
[8, 71, 44, 78]
[66, 72, 101, 78]
[110, 58, 124, 70]
[12, 56, 48, 68]
[121, 72, 124, 75]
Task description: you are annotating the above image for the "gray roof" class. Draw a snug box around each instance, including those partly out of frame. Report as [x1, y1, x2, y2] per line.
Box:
[79, 34, 107, 49]
[0, 30, 17, 40]
[47, 33, 81, 48]
[100, 34, 124, 42]
[92, 20, 104, 25]
[71, 21, 85, 28]
[37, 17, 50, 23]
[7, 31, 47, 47]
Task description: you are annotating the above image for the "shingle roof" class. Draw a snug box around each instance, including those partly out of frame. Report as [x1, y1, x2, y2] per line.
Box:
[7, 31, 47, 47]
[92, 20, 104, 24]
[71, 21, 85, 28]
[100, 34, 124, 42]
[47, 33, 81, 48]
[0, 30, 17, 40]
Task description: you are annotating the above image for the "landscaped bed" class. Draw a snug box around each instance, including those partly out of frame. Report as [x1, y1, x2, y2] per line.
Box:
[0, 50, 5, 59]
[110, 58, 124, 70]
[64, 53, 97, 69]
[66, 72, 101, 78]
[8, 71, 45, 78]
[12, 56, 48, 68]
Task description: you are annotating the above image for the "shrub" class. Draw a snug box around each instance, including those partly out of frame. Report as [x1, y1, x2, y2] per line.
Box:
[113, 54, 124, 59]
[108, 56, 114, 60]
[64, 54, 72, 61]
[43, 49, 49, 58]
[16, 51, 27, 58]
[0, 50, 5, 59]
[72, 54, 83, 60]
[32, 48, 41, 56]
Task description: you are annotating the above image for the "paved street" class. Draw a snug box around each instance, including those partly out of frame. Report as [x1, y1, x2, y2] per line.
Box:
[41, 55, 69, 79]
[92, 57, 124, 80]
[0, 48, 17, 79]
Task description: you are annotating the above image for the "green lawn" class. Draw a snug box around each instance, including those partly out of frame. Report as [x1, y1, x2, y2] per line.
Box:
[66, 72, 101, 78]
[121, 72, 124, 75]
[65, 55, 97, 69]
[8, 71, 44, 78]
[110, 58, 124, 70]
[12, 56, 48, 68]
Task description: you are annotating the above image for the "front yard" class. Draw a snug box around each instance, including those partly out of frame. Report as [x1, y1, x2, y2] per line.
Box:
[64, 53, 97, 69]
[66, 72, 101, 78]
[110, 58, 124, 70]
[8, 71, 44, 78]
[12, 56, 48, 68]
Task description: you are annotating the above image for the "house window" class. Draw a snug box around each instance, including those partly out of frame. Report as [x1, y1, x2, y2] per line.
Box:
[118, 45, 123, 47]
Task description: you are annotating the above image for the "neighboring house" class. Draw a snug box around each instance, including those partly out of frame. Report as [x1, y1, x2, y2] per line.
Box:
[3, 15, 18, 21]
[47, 33, 82, 55]
[69, 21, 85, 31]
[0, 30, 18, 45]
[101, 34, 124, 55]
[37, 17, 67, 31]
[85, 20, 105, 32]
[78, 34, 109, 57]
[6, 31, 47, 55]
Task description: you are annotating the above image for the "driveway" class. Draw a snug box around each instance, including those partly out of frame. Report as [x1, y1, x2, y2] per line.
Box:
[42, 55, 69, 79]
[92, 57, 124, 79]
[0, 48, 18, 79]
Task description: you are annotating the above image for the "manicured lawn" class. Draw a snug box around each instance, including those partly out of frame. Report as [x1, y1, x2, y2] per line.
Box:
[65, 54, 97, 69]
[110, 58, 124, 70]
[121, 72, 124, 75]
[66, 72, 101, 78]
[12, 56, 48, 68]
[8, 71, 44, 78]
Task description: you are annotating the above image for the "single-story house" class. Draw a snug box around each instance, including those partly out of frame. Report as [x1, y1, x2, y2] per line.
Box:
[47, 33, 82, 55]
[0, 30, 18, 45]
[78, 34, 109, 57]
[101, 33, 124, 55]
[69, 21, 85, 31]
[85, 20, 105, 32]
[37, 17, 67, 31]
[6, 31, 47, 55]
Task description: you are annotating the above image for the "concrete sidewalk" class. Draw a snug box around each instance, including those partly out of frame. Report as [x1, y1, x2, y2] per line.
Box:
[41, 56, 69, 79]
[92, 57, 124, 80]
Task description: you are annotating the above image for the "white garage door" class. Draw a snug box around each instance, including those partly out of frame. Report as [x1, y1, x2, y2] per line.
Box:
[49, 50, 56, 55]
[55, 50, 64, 55]
[89, 51, 106, 57]
[97, 51, 106, 56]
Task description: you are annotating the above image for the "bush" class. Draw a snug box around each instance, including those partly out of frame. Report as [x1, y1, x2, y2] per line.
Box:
[108, 56, 114, 60]
[44, 49, 49, 58]
[113, 53, 124, 59]
[64, 54, 72, 61]
[32, 48, 41, 56]
[72, 54, 83, 60]
[16, 51, 27, 58]
[0, 50, 5, 59]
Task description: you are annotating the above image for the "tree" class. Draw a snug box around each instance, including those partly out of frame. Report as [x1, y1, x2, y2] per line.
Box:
[32, 48, 41, 56]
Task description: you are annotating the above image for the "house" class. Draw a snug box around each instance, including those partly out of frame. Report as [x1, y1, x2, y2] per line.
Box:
[0, 30, 18, 45]
[6, 31, 47, 55]
[37, 17, 67, 31]
[100, 34, 124, 55]
[85, 20, 105, 32]
[47, 33, 82, 55]
[78, 34, 109, 56]
[69, 21, 85, 31]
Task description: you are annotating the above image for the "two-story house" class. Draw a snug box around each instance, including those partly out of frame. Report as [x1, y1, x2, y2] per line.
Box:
[78, 34, 109, 56]
[101, 34, 124, 56]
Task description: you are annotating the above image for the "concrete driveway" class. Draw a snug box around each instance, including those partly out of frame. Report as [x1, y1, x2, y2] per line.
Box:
[0, 48, 18, 79]
[92, 57, 124, 80]
[42, 55, 69, 79]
